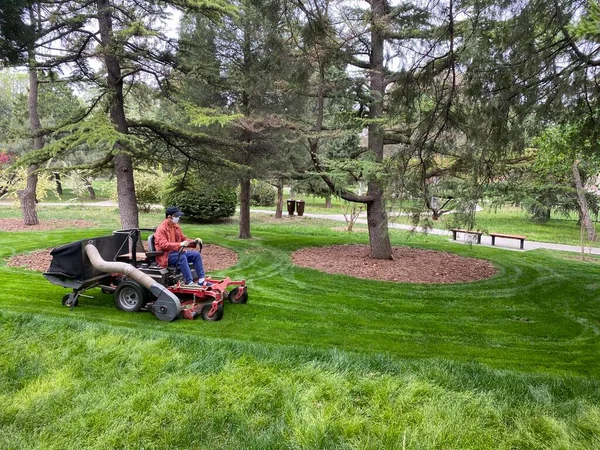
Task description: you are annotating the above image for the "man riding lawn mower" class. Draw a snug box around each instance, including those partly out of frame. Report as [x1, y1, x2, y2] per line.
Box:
[154, 206, 211, 287]
[43, 207, 248, 322]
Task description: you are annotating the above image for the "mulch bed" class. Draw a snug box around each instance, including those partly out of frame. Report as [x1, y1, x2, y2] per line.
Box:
[0, 218, 96, 231]
[1, 218, 239, 272]
[292, 244, 496, 284]
[5, 244, 238, 273]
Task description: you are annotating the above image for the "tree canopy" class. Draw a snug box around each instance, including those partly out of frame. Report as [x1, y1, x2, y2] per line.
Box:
[1, 0, 599, 246]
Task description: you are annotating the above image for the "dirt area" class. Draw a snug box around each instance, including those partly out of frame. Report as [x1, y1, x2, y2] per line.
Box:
[0, 218, 95, 231]
[1, 218, 239, 272]
[6, 244, 238, 273]
[6, 250, 54, 271]
[292, 244, 496, 284]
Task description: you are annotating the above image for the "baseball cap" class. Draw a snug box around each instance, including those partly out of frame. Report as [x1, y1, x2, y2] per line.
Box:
[165, 206, 184, 217]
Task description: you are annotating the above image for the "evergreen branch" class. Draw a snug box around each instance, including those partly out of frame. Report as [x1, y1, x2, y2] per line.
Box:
[554, 0, 600, 67]
[305, 141, 373, 204]
[38, 91, 107, 137]
[127, 119, 240, 150]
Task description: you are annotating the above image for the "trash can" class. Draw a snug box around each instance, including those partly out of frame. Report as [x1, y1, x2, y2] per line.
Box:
[296, 200, 305, 216]
[286, 199, 296, 216]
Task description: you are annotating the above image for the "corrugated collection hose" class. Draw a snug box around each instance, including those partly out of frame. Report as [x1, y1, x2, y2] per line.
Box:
[84, 243, 182, 321]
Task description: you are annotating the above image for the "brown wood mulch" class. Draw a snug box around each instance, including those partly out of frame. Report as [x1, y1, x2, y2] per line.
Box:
[292, 244, 496, 284]
[0, 218, 95, 232]
[1, 219, 238, 272]
[6, 244, 238, 273]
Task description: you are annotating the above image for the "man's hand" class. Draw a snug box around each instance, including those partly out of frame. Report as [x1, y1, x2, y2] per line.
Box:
[180, 240, 189, 248]
[195, 238, 203, 246]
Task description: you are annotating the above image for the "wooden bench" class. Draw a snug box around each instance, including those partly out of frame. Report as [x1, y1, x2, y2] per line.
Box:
[489, 233, 526, 250]
[451, 229, 483, 244]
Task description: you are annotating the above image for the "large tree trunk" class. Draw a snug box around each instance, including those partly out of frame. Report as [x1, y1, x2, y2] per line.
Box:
[236, 25, 253, 239]
[275, 178, 283, 218]
[239, 176, 252, 238]
[303, 0, 391, 258]
[366, 182, 392, 258]
[97, 0, 138, 229]
[325, 193, 332, 208]
[18, 164, 39, 226]
[572, 160, 597, 241]
[18, 47, 42, 226]
[365, 0, 393, 259]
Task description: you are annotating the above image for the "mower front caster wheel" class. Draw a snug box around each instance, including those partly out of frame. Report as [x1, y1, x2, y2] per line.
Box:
[200, 303, 224, 321]
[228, 287, 248, 304]
[114, 280, 147, 312]
[62, 293, 79, 307]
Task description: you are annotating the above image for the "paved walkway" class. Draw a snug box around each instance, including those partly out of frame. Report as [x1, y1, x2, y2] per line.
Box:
[252, 209, 600, 255]
[2, 201, 599, 255]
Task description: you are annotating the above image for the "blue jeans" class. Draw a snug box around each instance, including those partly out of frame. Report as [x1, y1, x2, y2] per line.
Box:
[168, 250, 205, 284]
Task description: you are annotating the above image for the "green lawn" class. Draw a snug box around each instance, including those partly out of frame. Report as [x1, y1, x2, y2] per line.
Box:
[1, 205, 599, 449]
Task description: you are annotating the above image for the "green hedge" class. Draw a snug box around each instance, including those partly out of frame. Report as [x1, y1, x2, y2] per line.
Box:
[163, 181, 236, 223]
[249, 180, 276, 207]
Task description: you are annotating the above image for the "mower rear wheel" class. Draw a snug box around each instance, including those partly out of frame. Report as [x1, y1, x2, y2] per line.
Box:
[114, 280, 147, 312]
[200, 303, 223, 321]
[228, 287, 248, 304]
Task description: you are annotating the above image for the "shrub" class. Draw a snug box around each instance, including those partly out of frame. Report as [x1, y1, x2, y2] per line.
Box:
[0, 151, 15, 165]
[4, 167, 54, 202]
[163, 178, 237, 223]
[249, 180, 276, 207]
[65, 171, 97, 201]
[522, 199, 552, 223]
[134, 167, 167, 213]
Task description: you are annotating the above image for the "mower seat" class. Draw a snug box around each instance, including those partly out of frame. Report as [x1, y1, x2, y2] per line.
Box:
[146, 234, 165, 268]
[147, 234, 194, 274]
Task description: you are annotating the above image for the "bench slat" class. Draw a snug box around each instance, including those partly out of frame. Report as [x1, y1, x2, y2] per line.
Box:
[452, 229, 482, 235]
[489, 233, 526, 249]
[489, 233, 527, 239]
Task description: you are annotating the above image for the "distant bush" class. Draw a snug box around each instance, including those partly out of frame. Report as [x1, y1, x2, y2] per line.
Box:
[163, 176, 236, 223]
[4, 167, 54, 202]
[134, 167, 167, 213]
[249, 180, 276, 206]
[0, 151, 14, 165]
[65, 170, 97, 201]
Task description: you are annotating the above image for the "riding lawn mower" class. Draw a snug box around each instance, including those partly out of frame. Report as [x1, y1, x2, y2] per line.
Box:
[42, 228, 247, 322]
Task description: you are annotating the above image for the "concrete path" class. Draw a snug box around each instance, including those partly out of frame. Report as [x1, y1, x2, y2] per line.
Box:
[2, 201, 599, 255]
[251, 209, 600, 256]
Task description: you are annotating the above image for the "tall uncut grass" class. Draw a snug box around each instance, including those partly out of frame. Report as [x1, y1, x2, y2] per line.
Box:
[0, 205, 599, 449]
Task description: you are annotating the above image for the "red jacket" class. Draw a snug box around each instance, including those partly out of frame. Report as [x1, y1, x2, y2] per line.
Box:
[154, 218, 190, 268]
